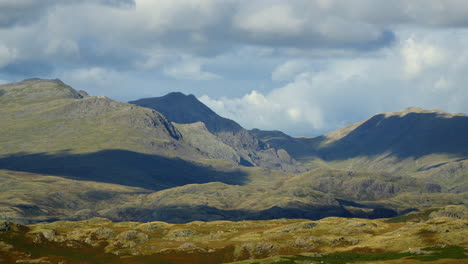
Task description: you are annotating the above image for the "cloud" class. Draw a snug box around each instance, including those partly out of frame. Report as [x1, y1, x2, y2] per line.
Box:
[200, 86, 325, 134]
[271, 60, 308, 81]
[201, 29, 468, 136]
[61, 67, 117, 86]
[0, 43, 16, 67]
[234, 4, 304, 37]
[2, 0, 468, 74]
[401, 37, 445, 78]
[0, 0, 134, 28]
[164, 59, 221, 81]
[0, 0, 52, 28]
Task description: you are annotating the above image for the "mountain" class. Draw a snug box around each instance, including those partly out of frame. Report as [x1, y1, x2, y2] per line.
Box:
[253, 107, 468, 172]
[316, 107, 468, 160]
[130, 93, 300, 171]
[0, 79, 255, 192]
[0, 79, 466, 225]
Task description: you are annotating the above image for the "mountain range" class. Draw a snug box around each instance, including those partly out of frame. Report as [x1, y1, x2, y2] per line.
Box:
[0, 78, 466, 224]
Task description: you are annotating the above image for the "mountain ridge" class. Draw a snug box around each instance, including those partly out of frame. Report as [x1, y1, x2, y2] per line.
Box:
[253, 106, 468, 174]
[130, 92, 301, 172]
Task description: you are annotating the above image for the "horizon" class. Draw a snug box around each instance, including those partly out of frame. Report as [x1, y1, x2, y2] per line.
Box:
[2, 77, 466, 138]
[1, 1, 467, 136]
[0, 77, 467, 138]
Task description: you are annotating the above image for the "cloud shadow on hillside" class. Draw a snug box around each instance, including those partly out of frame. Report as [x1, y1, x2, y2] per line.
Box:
[0, 149, 248, 190]
[101, 203, 399, 224]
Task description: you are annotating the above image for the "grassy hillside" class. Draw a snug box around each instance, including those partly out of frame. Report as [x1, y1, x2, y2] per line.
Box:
[0, 205, 466, 264]
[2, 163, 465, 224]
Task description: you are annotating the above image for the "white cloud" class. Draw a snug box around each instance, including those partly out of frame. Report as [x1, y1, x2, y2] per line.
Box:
[61, 67, 117, 86]
[234, 4, 304, 37]
[200, 29, 468, 136]
[0, 43, 17, 67]
[200, 85, 325, 134]
[164, 59, 221, 81]
[272, 60, 308, 81]
[401, 37, 445, 78]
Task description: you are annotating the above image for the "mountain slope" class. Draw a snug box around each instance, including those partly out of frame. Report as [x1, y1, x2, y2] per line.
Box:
[317, 107, 468, 160]
[253, 107, 468, 174]
[0, 79, 256, 191]
[130, 93, 300, 171]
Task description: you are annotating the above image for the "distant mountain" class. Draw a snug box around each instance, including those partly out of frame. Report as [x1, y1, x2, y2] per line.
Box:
[316, 107, 468, 159]
[253, 107, 468, 176]
[130, 93, 300, 171]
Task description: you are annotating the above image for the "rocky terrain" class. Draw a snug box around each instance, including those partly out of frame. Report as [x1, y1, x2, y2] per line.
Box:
[0, 205, 466, 263]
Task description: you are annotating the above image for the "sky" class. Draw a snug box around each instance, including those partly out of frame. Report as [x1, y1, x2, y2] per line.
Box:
[0, 0, 467, 136]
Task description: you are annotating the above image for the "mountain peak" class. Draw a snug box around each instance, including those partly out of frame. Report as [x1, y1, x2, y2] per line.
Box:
[161, 92, 198, 101]
[0, 78, 87, 104]
[130, 92, 242, 133]
[383, 107, 464, 118]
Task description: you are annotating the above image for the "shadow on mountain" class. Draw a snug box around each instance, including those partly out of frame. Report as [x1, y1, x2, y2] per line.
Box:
[129, 92, 244, 134]
[102, 204, 398, 224]
[0, 149, 248, 190]
[0, 89, 5, 96]
[317, 112, 468, 161]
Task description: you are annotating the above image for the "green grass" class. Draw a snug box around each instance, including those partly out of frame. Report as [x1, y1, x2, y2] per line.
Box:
[411, 246, 468, 261]
[281, 252, 414, 264]
[272, 246, 468, 264]
[385, 208, 439, 223]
